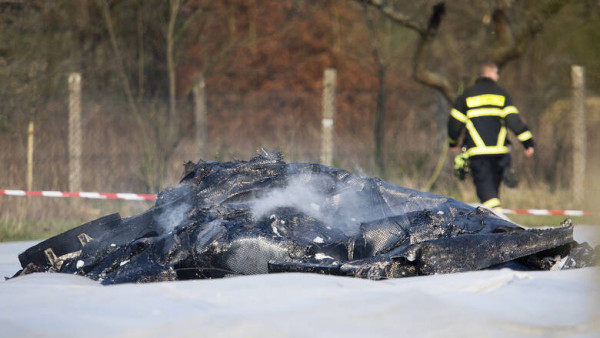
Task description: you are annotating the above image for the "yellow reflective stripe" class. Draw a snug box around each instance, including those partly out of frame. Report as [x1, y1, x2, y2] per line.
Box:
[465, 146, 509, 157]
[450, 108, 468, 123]
[466, 94, 505, 108]
[497, 126, 507, 147]
[465, 121, 486, 148]
[466, 108, 503, 118]
[483, 198, 501, 208]
[517, 130, 533, 142]
[502, 106, 518, 117]
[448, 137, 457, 144]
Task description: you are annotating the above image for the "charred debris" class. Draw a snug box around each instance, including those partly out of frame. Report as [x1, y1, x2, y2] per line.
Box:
[14, 150, 597, 284]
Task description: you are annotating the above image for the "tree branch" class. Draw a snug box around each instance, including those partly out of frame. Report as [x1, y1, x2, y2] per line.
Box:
[412, 3, 455, 104]
[488, 0, 571, 69]
[362, 1, 455, 103]
[359, 0, 426, 34]
[413, 34, 455, 104]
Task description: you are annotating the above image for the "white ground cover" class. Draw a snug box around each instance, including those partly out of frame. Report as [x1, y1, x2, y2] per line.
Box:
[1, 226, 598, 337]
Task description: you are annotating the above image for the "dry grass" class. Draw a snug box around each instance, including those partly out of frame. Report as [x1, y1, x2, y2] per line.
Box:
[0, 197, 154, 242]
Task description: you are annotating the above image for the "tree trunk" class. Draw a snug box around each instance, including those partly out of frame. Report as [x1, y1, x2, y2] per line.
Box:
[166, 0, 181, 149]
[193, 75, 207, 160]
[137, 4, 144, 101]
[374, 61, 387, 175]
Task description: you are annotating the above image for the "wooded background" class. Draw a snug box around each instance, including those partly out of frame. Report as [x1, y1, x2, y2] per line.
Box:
[0, 0, 599, 228]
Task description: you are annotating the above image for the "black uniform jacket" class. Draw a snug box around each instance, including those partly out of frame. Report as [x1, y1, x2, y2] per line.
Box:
[448, 77, 534, 157]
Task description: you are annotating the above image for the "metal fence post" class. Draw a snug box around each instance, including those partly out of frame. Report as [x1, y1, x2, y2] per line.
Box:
[571, 65, 586, 205]
[321, 68, 336, 166]
[69, 72, 82, 193]
[27, 121, 34, 191]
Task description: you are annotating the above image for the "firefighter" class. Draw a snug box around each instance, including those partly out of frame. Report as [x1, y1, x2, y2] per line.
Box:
[448, 60, 534, 212]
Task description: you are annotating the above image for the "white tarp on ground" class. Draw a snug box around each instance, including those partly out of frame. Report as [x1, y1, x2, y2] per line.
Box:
[1, 226, 599, 337]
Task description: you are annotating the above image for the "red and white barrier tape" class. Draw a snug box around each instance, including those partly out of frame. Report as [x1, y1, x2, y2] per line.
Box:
[0, 189, 157, 201]
[0, 189, 596, 216]
[501, 208, 596, 216]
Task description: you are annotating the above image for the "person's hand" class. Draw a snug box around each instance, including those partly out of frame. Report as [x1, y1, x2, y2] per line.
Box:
[450, 146, 459, 152]
[524, 147, 534, 158]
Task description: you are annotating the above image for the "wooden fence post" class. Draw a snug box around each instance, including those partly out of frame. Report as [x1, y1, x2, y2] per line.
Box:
[27, 121, 34, 192]
[321, 68, 336, 166]
[193, 75, 207, 159]
[69, 72, 82, 193]
[571, 65, 586, 205]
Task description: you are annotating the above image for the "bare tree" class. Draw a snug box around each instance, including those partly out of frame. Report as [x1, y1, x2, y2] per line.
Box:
[360, 0, 571, 104]
[97, 0, 189, 191]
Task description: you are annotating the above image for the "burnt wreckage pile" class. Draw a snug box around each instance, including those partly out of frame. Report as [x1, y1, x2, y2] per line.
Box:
[15, 150, 597, 284]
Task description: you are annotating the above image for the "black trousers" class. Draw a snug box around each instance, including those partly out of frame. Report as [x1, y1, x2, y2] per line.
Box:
[469, 154, 511, 206]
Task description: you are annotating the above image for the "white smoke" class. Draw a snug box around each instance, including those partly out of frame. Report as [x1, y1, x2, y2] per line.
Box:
[155, 202, 192, 233]
[249, 173, 376, 236]
[250, 174, 327, 221]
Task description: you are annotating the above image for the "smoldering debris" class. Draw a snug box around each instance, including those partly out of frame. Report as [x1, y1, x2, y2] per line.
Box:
[14, 149, 597, 284]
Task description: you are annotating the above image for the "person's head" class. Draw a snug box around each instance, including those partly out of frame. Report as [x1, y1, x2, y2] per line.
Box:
[479, 60, 499, 82]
